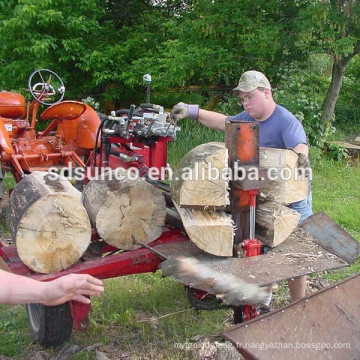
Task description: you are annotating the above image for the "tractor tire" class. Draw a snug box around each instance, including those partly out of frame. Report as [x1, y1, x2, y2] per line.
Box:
[26, 302, 73, 347]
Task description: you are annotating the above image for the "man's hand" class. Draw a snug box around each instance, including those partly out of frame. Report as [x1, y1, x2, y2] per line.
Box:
[297, 152, 310, 169]
[171, 102, 199, 122]
[294, 151, 311, 178]
[43, 274, 104, 306]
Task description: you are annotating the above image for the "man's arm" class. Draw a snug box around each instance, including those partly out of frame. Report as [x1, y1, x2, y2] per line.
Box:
[171, 103, 226, 130]
[293, 143, 309, 157]
[197, 109, 227, 130]
[0, 270, 104, 305]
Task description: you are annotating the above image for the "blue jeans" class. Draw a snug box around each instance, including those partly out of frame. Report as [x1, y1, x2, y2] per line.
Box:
[288, 189, 313, 224]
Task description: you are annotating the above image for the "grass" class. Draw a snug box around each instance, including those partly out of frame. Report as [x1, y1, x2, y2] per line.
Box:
[0, 126, 359, 359]
[168, 120, 224, 167]
[310, 155, 360, 281]
[0, 274, 231, 359]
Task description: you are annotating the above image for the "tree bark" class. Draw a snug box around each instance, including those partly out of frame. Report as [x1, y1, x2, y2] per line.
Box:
[321, 58, 347, 125]
[8, 172, 91, 274]
[83, 170, 166, 250]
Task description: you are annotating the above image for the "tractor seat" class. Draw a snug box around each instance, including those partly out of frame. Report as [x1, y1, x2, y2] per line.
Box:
[40, 101, 86, 121]
[0, 91, 26, 118]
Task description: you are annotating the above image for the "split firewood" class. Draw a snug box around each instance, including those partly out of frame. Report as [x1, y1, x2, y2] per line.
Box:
[161, 257, 272, 306]
[170, 142, 229, 209]
[173, 202, 234, 257]
[83, 169, 166, 250]
[256, 201, 301, 247]
[8, 171, 91, 273]
[171, 143, 308, 207]
[259, 147, 309, 205]
[170, 143, 308, 254]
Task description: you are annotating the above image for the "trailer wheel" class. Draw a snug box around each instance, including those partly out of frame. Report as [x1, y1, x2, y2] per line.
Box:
[26, 302, 73, 347]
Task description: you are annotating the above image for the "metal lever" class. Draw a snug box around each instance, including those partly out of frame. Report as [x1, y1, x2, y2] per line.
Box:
[135, 241, 168, 260]
[248, 189, 258, 240]
[143, 74, 152, 104]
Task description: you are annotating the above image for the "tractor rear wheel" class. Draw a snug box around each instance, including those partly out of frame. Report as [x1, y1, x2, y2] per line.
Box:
[26, 302, 73, 347]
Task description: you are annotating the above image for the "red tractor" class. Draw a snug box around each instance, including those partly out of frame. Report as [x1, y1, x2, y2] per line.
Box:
[0, 69, 102, 188]
[0, 69, 178, 185]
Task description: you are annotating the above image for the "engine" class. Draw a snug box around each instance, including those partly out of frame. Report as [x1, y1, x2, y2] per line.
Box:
[102, 103, 180, 139]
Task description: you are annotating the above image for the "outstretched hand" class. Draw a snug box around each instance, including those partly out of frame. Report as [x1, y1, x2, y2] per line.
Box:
[43, 274, 104, 306]
[171, 102, 190, 122]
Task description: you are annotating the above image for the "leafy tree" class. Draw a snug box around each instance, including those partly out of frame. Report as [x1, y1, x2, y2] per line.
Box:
[298, 0, 360, 125]
[0, 0, 104, 96]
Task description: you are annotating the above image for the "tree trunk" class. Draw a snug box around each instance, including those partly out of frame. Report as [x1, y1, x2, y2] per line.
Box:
[83, 170, 166, 250]
[321, 57, 348, 125]
[8, 172, 91, 274]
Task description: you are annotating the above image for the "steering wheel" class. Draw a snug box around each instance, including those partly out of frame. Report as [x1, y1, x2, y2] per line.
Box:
[28, 69, 65, 106]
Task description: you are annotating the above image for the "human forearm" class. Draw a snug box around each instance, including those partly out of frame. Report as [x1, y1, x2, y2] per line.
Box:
[293, 143, 309, 157]
[0, 270, 48, 304]
[197, 109, 227, 130]
[0, 270, 104, 305]
[171, 103, 226, 130]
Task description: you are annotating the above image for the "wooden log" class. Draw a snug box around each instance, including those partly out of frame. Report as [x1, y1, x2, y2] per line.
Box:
[170, 142, 229, 209]
[331, 141, 360, 159]
[259, 147, 309, 205]
[256, 201, 301, 247]
[83, 170, 166, 250]
[161, 257, 272, 305]
[8, 171, 91, 274]
[173, 202, 234, 256]
[172, 143, 308, 206]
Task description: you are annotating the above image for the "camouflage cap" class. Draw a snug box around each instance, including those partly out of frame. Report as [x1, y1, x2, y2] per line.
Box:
[231, 70, 271, 94]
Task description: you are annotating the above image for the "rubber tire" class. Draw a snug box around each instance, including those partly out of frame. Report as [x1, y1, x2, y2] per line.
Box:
[26, 302, 73, 347]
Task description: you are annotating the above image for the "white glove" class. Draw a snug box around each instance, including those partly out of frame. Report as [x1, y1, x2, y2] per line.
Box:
[171, 102, 199, 122]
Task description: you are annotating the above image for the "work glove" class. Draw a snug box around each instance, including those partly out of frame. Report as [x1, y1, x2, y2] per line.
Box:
[289, 149, 311, 178]
[171, 102, 199, 122]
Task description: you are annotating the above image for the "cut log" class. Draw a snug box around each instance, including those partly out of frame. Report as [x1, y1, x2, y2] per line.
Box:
[83, 170, 166, 250]
[259, 147, 309, 205]
[256, 201, 301, 248]
[170, 142, 229, 209]
[8, 171, 91, 274]
[173, 202, 234, 256]
[171, 144, 308, 206]
[331, 141, 360, 159]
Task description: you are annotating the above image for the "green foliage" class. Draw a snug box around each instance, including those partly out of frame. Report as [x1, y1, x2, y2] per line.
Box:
[0, 0, 358, 157]
[298, 0, 360, 57]
[82, 96, 100, 111]
[297, 0, 360, 124]
[272, 64, 350, 160]
[334, 56, 360, 132]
